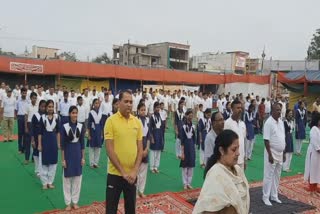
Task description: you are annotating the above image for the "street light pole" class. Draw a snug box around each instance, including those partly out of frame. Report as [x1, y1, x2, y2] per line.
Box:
[261, 48, 266, 75]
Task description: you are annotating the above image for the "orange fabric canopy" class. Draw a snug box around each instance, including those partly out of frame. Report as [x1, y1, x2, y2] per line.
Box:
[0, 56, 270, 85]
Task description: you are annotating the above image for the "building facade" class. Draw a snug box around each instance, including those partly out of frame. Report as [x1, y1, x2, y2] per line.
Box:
[190, 51, 249, 74]
[112, 42, 190, 70]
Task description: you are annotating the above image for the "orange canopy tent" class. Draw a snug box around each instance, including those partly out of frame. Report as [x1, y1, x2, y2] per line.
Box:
[0, 56, 270, 85]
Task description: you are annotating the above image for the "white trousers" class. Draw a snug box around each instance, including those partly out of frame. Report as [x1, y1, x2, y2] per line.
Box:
[150, 150, 161, 170]
[246, 138, 255, 159]
[63, 174, 82, 205]
[175, 138, 181, 157]
[182, 167, 194, 186]
[33, 153, 42, 176]
[40, 164, 57, 185]
[283, 152, 293, 171]
[296, 139, 302, 153]
[262, 151, 282, 200]
[137, 163, 148, 193]
[89, 147, 101, 166]
[199, 149, 205, 165]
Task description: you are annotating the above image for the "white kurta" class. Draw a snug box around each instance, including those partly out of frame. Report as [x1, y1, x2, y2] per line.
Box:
[193, 163, 250, 214]
[304, 126, 320, 184]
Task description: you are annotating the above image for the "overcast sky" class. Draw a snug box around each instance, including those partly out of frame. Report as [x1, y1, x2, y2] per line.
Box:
[0, 0, 319, 61]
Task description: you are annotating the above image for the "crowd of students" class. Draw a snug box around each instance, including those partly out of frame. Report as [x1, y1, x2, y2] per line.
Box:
[1, 81, 320, 211]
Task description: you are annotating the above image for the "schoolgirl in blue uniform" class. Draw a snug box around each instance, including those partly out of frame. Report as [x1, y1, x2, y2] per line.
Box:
[38, 99, 60, 189]
[87, 98, 103, 168]
[283, 109, 294, 172]
[149, 101, 164, 173]
[174, 100, 185, 158]
[30, 100, 46, 177]
[61, 106, 85, 211]
[197, 108, 211, 168]
[245, 104, 256, 160]
[295, 101, 307, 155]
[180, 109, 196, 190]
[136, 103, 151, 198]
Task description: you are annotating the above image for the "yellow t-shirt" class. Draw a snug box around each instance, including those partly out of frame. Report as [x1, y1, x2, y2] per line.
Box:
[104, 111, 143, 176]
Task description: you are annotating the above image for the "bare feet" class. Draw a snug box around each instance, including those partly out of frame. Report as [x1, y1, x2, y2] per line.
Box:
[138, 192, 146, 198]
[42, 185, 48, 190]
[48, 184, 55, 189]
[187, 185, 193, 189]
[73, 204, 80, 209]
[65, 205, 72, 211]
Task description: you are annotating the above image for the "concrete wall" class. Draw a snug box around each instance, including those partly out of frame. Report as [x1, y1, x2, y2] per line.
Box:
[32, 46, 58, 59]
[147, 44, 169, 67]
[191, 52, 234, 73]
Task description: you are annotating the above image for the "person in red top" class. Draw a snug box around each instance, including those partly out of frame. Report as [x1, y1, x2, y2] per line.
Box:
[258, 98, 266, 134]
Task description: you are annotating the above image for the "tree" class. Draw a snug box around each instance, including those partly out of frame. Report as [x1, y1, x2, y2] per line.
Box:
[0, 48, 16, 56]
[59, 51, 77, 62]
[92, 52, 111, 64]
[307, 28, 320, 60]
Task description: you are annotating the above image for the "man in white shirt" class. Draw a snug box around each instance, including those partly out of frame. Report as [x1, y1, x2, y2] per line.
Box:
[59, 91, 71, 126]
[148, 91, 158, 116]
[0, 82, 7, 127]
[1, 89, 16, 142]
[203, 93, 212, 111]
[69, 90, 77, 106]
[185, 91, 193, 110]
[16, 88, 29, 153]
[45, 87, 58, 113]
[204, 112, 224, 163]
[265, 97, 271, 118]
[101, 93, 112, 117]
[12, 85, 20, 100]
[224, 99, 246, 170]
[262, 103, 286, 206]
[82, 89, 91, 114]
[76, 96, 88, 127]
[24, 92, 38, 164]
[132, 92, 139, 115]
[279, 96, 286, 118]
[217, 95, 224, 113]
[36, 86, 45, 104]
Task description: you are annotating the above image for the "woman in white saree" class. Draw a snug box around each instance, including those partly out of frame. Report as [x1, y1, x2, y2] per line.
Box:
[193, 129, 250, 214]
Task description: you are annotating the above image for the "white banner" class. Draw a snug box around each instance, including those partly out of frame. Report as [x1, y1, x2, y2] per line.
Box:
[143, 84, 199, 92]
[10, 62, 44, 73]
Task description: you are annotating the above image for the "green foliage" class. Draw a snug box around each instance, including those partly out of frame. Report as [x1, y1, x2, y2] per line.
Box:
[92, 52, 111, 64]
[307, 28, 320, 60]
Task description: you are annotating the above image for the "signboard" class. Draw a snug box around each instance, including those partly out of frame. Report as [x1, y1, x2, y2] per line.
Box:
[235, 56, 246, 68]
[10, 62, 44, 73]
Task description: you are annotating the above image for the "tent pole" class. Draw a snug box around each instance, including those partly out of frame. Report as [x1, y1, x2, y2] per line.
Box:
[24, 72, 27, 85]
[304, 78, 308, 96]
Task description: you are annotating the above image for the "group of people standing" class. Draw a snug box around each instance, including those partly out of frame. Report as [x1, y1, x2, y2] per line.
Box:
[2, 80, 320, 213]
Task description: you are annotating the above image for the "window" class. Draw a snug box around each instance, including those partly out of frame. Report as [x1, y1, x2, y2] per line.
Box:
[37, 54, 40, 58]
[136, 47, 139, 53]
[141, 49, 145, 53]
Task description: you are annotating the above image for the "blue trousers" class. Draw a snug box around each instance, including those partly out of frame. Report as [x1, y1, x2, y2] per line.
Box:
[17, 115, 26, 152]
[24, 123, 31, 161]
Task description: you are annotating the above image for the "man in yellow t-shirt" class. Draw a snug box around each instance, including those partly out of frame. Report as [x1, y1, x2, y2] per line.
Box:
[104, 89, 143, 214]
